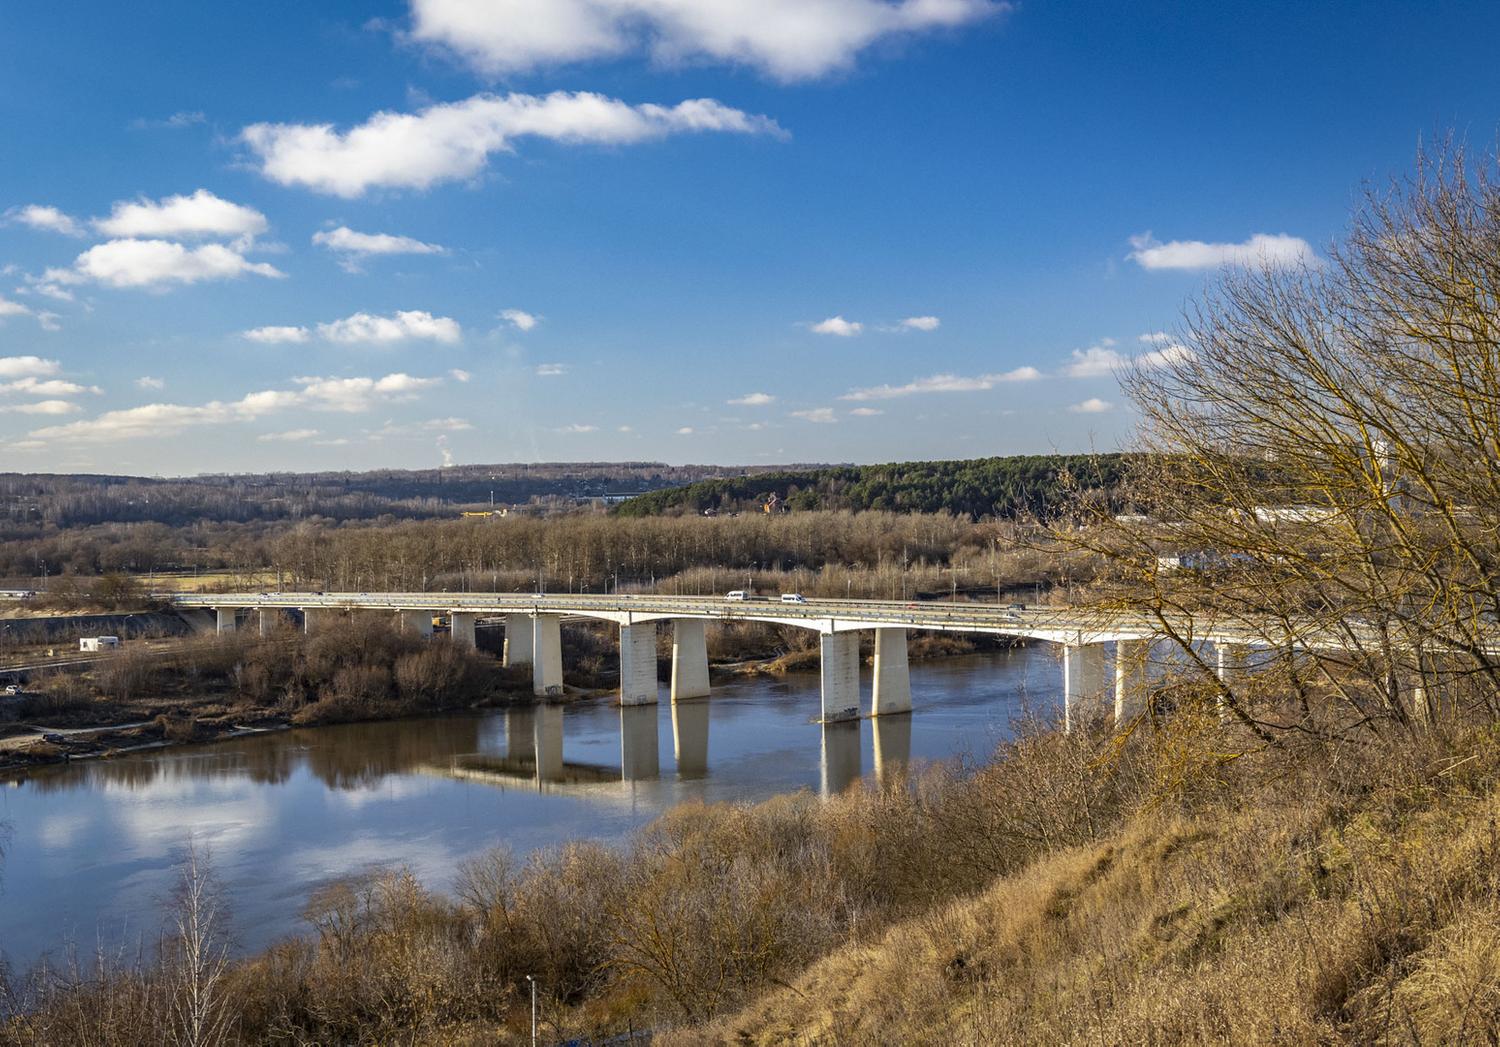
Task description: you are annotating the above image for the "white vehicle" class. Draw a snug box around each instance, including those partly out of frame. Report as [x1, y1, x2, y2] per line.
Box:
[780, 593, 807, 604]
[725, 590, 749, 602]
[80, 636, 121, 652]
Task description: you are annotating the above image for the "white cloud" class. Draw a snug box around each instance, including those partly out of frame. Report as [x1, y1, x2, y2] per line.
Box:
[0, 295, 31, 319]
[556, 423, 598, 433]
[791, 407, 837, 423]
[1063, 341, 1125, 378]
[61, 239, 283, 290]
[811, 315, 862, 337]
[22, 372, 443, 445]
[317, 310, 462, 345]
[257, 428, 320, 442]
[244, 325, 311, 344]
[534, 362, 568, 376]
[135, 376, 165, 390]
[849, 407, 883, 416]
[0, 400, 80, 415]
[36, 311, 60, 332]
[840, 366, 1039, 401]
[407, 0, 1008, 81]
[241, 91, 783, 197]
[94, 189, 268, 241]
[0, 377, 100, 397]
[449, 368, 471, 382]
[500, 308, 540, 331]
[617, 424, 634, 432]
[675, 426, 695, 435]
[728, 391, 774, 405]
[1127, 232, 1317, 271]
[130, 111, 207, 130]
[1069, 397, 1112, 414]
[897, 315, 940, 332]
[312, 226, 446, 258]
[7, 204, 85, 237]
[1136, 341, 1194, 368]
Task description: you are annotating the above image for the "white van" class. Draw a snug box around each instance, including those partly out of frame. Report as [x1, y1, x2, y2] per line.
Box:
[780, 593, 807, 604]
[725, 590, 749, 602]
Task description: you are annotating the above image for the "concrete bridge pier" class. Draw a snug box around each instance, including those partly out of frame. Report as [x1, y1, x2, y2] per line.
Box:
[872, 627, 912, 716]
[215, 608, 237, 635]
[299, 607, 328, 635]
[1114, 639, 1151, 722]
[398, 610, 433, 638]
[1063, 642, 1108, 732]
[672, 697, 709, 776]
[449, 612, 477, 650]
[820, 631, 861, 722]
[257, 608, 281, 637]
[619, 622, 660, 706]
[502, 613, 533, 667]
[620, 704, 660, 780]
[670, 619, 710, 701]
[532, 614, 564, 697]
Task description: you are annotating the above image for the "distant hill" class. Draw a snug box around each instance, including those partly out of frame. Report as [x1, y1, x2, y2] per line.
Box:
[612, 454, 1133, 520]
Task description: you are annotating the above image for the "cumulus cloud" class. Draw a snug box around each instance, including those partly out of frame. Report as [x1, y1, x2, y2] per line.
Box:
[1136, 340, 1194, 368]
[1069, 397, 1112, 414]
[135, 376, 165, 390]
[94, 189, 268, 241]
[244, 325, 311, 344]
[22, 372, 442, 445]
[7, 204, 85, 237]
[840, 366, 1039, 401]
[449, 368, 472, 382]
[1063, 341, 1126, 378]
[0, 357, 60, 380]
[500, 308, 540, 331]
[896, 315, 940, 332]
[312, 226, 446, 262]
[257, 428, 320, 442]
[675, 426, 695, 435]
[0, 400, 80, 415]
[52, 239, 283, 290]
[534, 363, 568, 376]
[0, 377, 100, 397]
[241, 91, 783, 197]
[728, 392, 774, 405]
[317, 310, 462, 345]
[811, 315, 862, 337]
[1127, 232, 1318, 271]
[849, 407, 883, 416]
[556, 423, 598, 433]
[791, 407, 837, 423]
[406, 0, 1008, 81]
[0, 295, 32, 319]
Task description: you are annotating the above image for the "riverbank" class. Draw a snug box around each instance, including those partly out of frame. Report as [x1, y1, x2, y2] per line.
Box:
[5, 699, 1494, 1044]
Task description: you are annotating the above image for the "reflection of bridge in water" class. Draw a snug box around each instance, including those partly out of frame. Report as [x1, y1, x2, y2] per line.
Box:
[419, 702, 913, 799]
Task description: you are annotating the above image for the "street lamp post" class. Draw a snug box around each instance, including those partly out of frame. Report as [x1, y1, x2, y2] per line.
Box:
[526, 975, 537, 1046]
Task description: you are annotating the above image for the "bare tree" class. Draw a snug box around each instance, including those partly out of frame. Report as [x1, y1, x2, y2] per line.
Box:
[166, 839, 234, 1047]
[1067, 141, 1500, 740]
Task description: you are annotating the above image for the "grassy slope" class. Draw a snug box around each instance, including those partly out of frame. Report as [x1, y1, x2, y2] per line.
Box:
[679, 731, 1500, 1045]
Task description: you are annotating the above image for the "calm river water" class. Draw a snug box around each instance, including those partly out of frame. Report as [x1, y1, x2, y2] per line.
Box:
[0, 645, 1061, 970]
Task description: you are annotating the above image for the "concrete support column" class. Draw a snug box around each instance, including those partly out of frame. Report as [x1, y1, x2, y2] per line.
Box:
[257, 608, 276, 637]
[670, 619, 710, 702]
[300, 608, 323, 635]
[532, 615, 564, 697]
[449, 612, 477, 650]
[820, 721, 861, 797]
[620, 704, 660, 780]
[820, 631, 861, 722]
[399, 610, 433, 638]
[215, 608, 237, 635]
[619, 623, 660, 706]
[872, 627, 912, 716]
[503, 613, 534, 667]
[1114, 639, 1151, 723]
[1063, 642, 1108, 732]
[1216, 643, 1249, 720]
[672, 698, 709, 777]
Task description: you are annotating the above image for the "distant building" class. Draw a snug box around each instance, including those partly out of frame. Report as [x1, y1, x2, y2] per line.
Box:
[80, 636, 120, 652]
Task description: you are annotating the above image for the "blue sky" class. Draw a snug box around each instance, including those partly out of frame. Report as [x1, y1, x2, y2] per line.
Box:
[2, 1, 1498, 475]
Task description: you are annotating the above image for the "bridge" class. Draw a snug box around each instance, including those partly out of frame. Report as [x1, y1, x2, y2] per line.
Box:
[171, 590, 1295, 730]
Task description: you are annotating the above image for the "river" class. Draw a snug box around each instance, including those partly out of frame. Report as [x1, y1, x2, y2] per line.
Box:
[0, 645, 1061, 970]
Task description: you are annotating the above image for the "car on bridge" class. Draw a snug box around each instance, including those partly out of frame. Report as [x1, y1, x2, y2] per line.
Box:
[780, 593, 807, 604]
